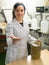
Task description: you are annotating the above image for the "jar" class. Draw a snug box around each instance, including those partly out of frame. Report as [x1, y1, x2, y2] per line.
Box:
[30, 41, 41, 60]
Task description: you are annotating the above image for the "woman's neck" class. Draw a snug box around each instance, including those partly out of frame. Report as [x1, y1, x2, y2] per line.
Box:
[16, 18, 23, 23]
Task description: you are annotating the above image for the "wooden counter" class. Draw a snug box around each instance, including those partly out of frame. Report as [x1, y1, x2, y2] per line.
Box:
[6, 49, 49, 65]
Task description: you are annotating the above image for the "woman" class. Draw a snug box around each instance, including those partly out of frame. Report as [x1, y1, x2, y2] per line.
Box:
[5, 2, 39, 64]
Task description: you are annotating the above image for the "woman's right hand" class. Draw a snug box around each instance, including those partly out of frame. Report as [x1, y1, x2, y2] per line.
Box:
[8, 35, 21, 44]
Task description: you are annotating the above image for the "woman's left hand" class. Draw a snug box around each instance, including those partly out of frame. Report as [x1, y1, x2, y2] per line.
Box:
[35, 39, 41, 44]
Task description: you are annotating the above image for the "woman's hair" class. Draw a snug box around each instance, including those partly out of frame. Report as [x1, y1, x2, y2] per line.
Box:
[12, 2, 26, 19]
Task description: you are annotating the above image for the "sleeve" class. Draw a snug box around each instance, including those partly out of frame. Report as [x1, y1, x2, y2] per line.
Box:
[26, 23, 37, 42]
[28, 34, 37, 42]
[6, 23, 14, 46]
[24, 21, 37, 42]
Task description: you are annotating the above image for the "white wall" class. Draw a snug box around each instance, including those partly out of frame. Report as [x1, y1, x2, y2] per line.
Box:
[1, 0, 17, 9]
[1, 0, 27, 9]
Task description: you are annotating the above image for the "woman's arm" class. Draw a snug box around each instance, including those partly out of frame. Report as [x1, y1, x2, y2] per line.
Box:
[28, 34, 40, 44]
[28, 34, 37, 41]
[6, 23, 21, 45]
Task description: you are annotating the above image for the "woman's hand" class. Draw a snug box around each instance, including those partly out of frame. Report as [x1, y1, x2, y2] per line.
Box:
[35, 39, 41, 45]
[8, 35, 21, 44]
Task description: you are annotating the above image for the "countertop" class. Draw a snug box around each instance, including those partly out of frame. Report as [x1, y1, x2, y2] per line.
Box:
[6, 49, 49, 65]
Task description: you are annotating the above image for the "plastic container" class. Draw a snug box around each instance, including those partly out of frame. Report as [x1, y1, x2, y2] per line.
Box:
[30, 41, 41, 60]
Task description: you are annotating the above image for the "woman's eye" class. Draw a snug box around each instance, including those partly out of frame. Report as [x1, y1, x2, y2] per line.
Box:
[21, 10, 24, 12]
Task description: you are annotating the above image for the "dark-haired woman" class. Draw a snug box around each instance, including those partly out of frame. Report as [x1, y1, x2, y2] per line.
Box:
[5, 2, 39, 64]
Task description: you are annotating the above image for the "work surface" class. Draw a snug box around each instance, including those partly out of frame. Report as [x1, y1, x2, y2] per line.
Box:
[6, 49, 49, 65]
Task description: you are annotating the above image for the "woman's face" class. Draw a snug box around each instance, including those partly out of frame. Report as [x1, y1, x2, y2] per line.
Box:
[14, 5, 25, 20]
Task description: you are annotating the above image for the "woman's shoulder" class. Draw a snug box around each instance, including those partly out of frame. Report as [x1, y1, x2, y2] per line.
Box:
[6, 20, 14, 28]
[7, 19, 14, 25]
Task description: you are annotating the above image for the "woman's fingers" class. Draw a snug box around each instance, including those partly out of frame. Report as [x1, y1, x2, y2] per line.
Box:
[12, 37, 21, 40]
[35, 40, 41, 45]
